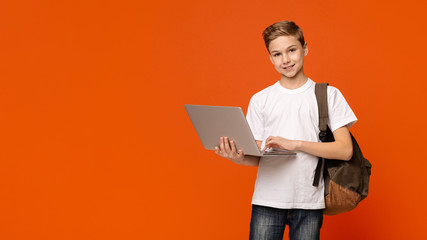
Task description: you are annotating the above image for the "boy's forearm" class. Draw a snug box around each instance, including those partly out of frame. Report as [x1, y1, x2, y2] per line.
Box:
[296, 140, 353, 160]
[292, 126, 353, 161]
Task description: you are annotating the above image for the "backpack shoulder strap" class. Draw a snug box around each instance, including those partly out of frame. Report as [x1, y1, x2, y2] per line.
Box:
[315, 83, 329, 133]
[313, 83, 329, 187]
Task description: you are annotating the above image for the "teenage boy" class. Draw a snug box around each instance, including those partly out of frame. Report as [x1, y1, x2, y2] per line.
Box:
[215, 21, 357, 240]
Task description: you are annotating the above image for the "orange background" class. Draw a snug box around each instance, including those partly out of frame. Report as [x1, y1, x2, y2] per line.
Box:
[1, 0, 426, 239]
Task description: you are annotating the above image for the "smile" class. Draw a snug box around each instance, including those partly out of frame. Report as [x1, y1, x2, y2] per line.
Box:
[283, 64, 295, 71]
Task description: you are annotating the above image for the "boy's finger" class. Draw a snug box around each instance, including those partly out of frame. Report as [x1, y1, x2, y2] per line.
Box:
[238, 149, 244, 156]
[262, 144, 269, 151]
[230, 140, 237, 153]
[219, 137, 225, 151]
[224, 137, 231, 152]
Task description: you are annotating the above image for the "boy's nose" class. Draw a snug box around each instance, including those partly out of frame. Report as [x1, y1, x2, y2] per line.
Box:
[282, 54, 290, 63]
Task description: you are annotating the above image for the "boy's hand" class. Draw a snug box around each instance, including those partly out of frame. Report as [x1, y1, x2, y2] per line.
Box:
[263, 136, 299, 151]
[215, 136, 245, 164]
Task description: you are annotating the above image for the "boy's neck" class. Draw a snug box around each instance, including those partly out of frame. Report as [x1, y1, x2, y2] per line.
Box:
[278, 73, 308, 90]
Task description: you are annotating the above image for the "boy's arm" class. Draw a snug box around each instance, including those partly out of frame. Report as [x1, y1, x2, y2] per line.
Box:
[264, 126, 353, 161]
[215, 137, 261, 167]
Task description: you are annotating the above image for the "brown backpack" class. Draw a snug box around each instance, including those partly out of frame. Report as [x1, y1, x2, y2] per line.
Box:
[313, 83, 372, 215]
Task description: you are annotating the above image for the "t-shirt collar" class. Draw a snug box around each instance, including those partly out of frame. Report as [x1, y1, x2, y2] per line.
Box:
[275, 78, 314, 94]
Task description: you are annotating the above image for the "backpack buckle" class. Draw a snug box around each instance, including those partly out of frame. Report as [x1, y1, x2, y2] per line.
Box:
[319, 131, 327, 142]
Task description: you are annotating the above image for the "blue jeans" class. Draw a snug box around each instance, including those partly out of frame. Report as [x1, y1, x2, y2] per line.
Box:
[249, 204, 323, 240]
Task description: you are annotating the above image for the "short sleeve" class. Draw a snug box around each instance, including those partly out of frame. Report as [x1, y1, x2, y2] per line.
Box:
[327, 86, 358, 132]
[246, 96, 264, 141]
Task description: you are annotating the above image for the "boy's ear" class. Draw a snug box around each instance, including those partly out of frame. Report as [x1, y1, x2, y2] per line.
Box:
[304, 42, 308, 56]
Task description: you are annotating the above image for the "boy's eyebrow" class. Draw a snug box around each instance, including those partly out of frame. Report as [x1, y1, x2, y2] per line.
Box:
[270, 45, 298, 53]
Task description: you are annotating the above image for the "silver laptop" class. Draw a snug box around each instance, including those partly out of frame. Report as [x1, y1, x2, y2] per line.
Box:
[184, 104, 296, 157]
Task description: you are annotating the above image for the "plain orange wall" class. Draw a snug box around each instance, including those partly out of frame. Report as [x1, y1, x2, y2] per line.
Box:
[1, 0, 426, 239]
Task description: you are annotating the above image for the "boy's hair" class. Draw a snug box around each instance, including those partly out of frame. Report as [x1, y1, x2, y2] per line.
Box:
[262, 21, 305, 51]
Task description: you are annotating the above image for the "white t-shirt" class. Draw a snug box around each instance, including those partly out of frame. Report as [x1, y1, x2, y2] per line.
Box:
[246, 78, 357, 209]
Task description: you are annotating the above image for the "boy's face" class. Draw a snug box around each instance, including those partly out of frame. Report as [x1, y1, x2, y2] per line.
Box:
[268, 35, 308, 79]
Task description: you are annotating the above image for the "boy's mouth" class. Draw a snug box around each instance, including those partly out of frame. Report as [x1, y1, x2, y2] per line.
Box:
[284, 64, 295, 70]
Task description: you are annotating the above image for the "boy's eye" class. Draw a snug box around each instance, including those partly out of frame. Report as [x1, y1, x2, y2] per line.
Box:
[289, 48, 296, 52]
[273, 53, 281, 57]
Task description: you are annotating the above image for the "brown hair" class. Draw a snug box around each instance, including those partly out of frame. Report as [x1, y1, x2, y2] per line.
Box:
[262, 21, 305, 51]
